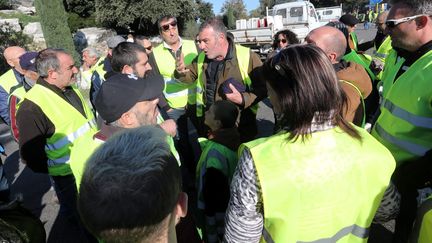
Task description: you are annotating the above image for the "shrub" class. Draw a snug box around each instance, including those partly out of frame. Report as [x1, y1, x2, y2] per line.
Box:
[67, 13, 99, 33]
[0, 0, 11, 10]
[0, 24, 31, 74]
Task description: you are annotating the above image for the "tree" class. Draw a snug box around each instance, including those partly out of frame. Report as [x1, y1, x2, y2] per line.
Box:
[63, 0, 95, 17]
[95, 0, 197, 35]
[258, 0, 275, 15]
[196, 0, 214, 21]
[35, 0, 80, 63]
[183, 19, 199, 39]
[249, 8, 262, 18]
[221, 0, 247, 19]
[223, 6, 236, 29]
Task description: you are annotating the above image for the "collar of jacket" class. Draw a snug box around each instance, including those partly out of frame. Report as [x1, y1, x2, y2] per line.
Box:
[93, 122, 125, 141]
[332, 60, 349, 72]
[36, 77, 74, 95]
[395, 39, 432, 66]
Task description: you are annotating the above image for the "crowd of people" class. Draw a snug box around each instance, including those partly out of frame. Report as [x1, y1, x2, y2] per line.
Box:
[0, 0, 431, 242]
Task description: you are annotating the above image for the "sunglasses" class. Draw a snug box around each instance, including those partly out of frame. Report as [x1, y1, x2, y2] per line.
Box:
[277, 39, 287, 44]
[161, 21, 177, 32]
[385, 14, 426, 28]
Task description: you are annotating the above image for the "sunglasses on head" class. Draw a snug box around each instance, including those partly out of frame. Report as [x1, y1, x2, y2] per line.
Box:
[161, 21, 177, 32]
[277, 39, 287, 44]
[385, 14, 426, 28]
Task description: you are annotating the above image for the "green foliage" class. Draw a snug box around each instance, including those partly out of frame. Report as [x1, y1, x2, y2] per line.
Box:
[67, 13, 99, 33]
[95, 0, 197, 34]
[35, 0, 80, 64]
[196, 0, 214, 21]
[258, 0, 275, 15]
[63, 0, 95, 17]
[249, 8, 262, 18]
[0, 12, 40, 26]
[183, 19, 199, 39]
[0, 24, 31, 74]
[0, 0, 11, 10]
[221, 0, 247, 19]
[223, 6, 236, 29]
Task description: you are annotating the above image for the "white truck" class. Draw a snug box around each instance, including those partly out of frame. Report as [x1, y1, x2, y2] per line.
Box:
[228, 0, 325, 59]
[316, 4, 343, 23]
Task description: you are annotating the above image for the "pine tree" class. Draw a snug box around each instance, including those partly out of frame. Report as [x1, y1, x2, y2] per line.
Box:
[34, 0, 80, 63]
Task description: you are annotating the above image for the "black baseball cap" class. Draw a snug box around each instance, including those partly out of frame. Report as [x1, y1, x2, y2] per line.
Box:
[95, 73, 163, 123]
[339, 14, 360, 26]
[19, 51, 38, 72]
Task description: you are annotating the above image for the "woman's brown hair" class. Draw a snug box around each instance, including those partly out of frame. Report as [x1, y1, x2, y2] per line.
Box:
[264, 44, 361, 142]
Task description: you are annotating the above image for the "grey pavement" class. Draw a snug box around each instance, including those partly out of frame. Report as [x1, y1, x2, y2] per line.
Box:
[0, 25, 383, 242]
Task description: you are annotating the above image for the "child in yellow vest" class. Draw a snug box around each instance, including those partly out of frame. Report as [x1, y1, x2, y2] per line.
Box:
[196, 100, 240, 243]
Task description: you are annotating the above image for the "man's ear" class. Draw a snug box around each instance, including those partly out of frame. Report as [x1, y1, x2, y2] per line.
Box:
[328, 52, 338, 63]
[416, 15, 429, 29]
[119, 111, 133, 127]
[6, 58, 14, 67]
[48, 68, 57, 80]
[122, 64, 133, 74]
[174, 192, 188, 225]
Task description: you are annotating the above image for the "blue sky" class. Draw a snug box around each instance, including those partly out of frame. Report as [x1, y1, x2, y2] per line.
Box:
[209, 0, 260, 15]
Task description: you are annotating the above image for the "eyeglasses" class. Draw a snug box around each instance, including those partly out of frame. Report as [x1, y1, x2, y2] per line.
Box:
[385, 14, 426, 28]
[277, 39, 287, 44]
[161, 21, 177, 32]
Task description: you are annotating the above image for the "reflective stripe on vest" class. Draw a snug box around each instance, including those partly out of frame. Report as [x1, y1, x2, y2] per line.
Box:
[372, 36, 392, 63]
[153, 40, 198, 108]
[24, 84, 97, 176]
[343, 49, 376, 81]
[372, 36, 393, 80]
[340, 79, 366, 127]
[69, 130, 101, 189]
[195, 45, 258, 117]
[372, 49, 432, 165]
[411, 196, 432, 243]
[244, 127, 395, 243]
[196, 138, 237, 210]
[0, 69, 19, 94]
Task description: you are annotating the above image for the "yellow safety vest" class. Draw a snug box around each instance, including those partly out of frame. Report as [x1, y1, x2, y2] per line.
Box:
[372, 49, 432, 165]
[372, 36, 393, 80]
[0, 69, 20, 94]
[196, 45, 258, 117]
[350, 32, 359, 51]
[243, 126, 395, 243]
[23, 84, 97, 176]
[93, 57, 107, 82]
[195, 138, 238, 242]
[411, 196, 432, 243]
[153, 40, 198, 109]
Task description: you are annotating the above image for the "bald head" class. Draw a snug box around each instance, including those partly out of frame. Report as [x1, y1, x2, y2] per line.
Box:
[4, 46, 26, 74]
[305, 26, 347, 63]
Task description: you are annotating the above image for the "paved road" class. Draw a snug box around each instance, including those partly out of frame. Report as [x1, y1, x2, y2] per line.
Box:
[1, 25, 381, 242]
